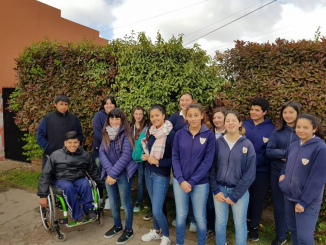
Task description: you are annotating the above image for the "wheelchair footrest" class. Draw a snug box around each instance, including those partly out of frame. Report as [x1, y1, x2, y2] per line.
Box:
[66, 218, 96, 227]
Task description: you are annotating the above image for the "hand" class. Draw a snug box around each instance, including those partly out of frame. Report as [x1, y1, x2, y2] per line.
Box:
[142, 154, 149, 161]
[295, 203, 305, 213]
[39, 197, 48, 207]
[106, 175, 117, 185]
[281, 158, 286, 162]
[279, 174, 285, 182]
[225, 197, 235, 205]
[147, 156, 159, 166]
[180, 181, 192, 193]
[214, 192, 226, 202]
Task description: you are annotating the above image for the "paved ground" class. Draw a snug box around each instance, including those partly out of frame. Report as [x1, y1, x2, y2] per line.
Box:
[0, 160, 198, 245]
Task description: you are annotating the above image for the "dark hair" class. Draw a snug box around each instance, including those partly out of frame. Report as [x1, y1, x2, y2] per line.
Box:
[55, 94, 70, 104]
[251, 97, 269, 112]
[146, 104, 166, 140]
[210, 107, 227, 132]
[65, 131, 78, 140]
[296, 114, 324, 139]
[100, 95, 117, 111]
[225, 111, 246, 135]
[179, 92, 193, 101]
[131, 106, 147, 140]
[276, 101, 301, 131]
[102, 108, 134, 151]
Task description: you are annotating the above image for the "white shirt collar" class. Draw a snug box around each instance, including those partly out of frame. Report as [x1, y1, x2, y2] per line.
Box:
[179, 110, 185, 119]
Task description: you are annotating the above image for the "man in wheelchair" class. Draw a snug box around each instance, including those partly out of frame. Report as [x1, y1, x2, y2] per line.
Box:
[38, 131, 104, 224]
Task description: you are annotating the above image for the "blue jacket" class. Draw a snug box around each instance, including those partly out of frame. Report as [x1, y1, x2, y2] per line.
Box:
[92, 109, 108, 150]
[99, 128, 137, 180]
[209, 135, 256, 203]
[266, 125, 299, 174]
[242, 118, 275, 173]
[169, 112, 188, 132]
[172, 124, 215, 188]
[279, 137, 326, 208]
[145, 130, 176, 177]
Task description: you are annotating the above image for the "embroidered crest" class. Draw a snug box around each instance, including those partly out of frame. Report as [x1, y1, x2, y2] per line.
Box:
[263, 137, 269, 143]
[200, 137, 206, 145]
[302, 158, 309, 165]
[243, 147, 248, 154]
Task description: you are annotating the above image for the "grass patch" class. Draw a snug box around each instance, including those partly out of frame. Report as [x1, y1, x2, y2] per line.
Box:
[0, 168, 40, 191]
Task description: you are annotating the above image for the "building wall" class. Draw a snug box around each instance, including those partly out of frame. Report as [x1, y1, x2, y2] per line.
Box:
[0, 0, 108, 160]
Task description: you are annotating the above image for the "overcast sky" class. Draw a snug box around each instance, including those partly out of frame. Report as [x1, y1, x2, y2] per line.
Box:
[38, 0, 326, 56]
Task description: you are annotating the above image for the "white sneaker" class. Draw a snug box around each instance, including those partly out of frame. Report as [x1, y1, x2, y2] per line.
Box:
[189, 222, 197, 233]
[160, 236, 171, 245]
[141, 229, 161, 242]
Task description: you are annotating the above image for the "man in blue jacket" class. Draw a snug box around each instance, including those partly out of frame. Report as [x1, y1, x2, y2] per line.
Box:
[242, 97, 275, 242]
[37, 95, 83, 168]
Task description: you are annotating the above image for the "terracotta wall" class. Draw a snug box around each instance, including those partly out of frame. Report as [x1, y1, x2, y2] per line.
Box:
[0, 0, 108, 160]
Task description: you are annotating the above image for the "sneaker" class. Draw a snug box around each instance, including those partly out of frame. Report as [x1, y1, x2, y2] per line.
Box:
[116, 229, 133, 244]
[271, 236, 286, 245]
[87, 210, 97, 220]
[121, 206, 124, 210]
[206, 229, 215, 238]
[160, 236, 171, 245]
[248, 227, 259, 241]
[141, 229, 161, 241]
[143, 210, 152, 221]
[76, 215, 85, 224]
[171, 219, 176, 227]
[104, 225, 123, 238]
[134, 203, 140, 213]
[189, 222, 197, 233]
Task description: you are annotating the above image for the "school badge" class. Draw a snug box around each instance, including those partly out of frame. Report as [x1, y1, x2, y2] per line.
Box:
[242, 147, 248, 154]
[200, 137, 206, 145]
[263, 137, 269, 143]
[302, 158, 309, 165]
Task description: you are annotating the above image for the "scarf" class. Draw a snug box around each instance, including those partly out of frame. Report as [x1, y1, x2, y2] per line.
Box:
[141, 120, 173, 160]
[106, 125, 120, 140]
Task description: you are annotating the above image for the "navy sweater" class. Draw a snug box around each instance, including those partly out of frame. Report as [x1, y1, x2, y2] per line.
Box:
[92, 109, 108, 150]
[209, 136, 256, 203]
[145, 130, 176, 177]
[279, 137, 326, 208]
[169, 112, 188, 132]
[172, 125, 215, 188]
[266, 125, 299, 174]
[242, 118, 275, 173]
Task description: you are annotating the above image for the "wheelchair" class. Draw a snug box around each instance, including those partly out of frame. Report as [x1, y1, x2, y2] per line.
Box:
[39, 175, 104, 242]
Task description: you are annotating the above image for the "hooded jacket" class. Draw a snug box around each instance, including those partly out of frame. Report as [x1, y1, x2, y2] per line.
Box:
[242, 118, 275, 173]
[266, 125, 299, 174]
[92, 109, 108, 150]
[279, 136, 326, 208]
[37, 146, 103, 198]
[99, 127, 137, 180]
[172, 124, 215, 188]
[209, 135, 256, 203]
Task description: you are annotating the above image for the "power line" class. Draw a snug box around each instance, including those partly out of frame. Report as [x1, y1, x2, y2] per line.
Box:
[183, 0, 276, 46]
[184, 0, 267, 37]
[101, 0, 208, 33]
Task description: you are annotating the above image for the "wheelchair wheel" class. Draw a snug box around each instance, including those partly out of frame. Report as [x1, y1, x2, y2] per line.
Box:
[40, 186, 57, 231]
[55, 232, 66, 242]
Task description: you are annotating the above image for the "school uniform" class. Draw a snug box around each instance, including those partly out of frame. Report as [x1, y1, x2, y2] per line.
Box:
[279, 136, 326, 245]
[266, 125, 299, 240]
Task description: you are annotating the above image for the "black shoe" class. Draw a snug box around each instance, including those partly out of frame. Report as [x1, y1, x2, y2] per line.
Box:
[76, 215, 85, 224]
[104, 225, 123, 238]
[248, 227, 259, 241]
[143, 210, 152, 221]
[271, 236, 286, 245]
[87, 210, 97, 220]
[206, 229, 215, 238]
[116, 229, 133, 244]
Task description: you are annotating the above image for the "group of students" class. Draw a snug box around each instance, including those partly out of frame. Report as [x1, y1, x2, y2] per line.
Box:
[37, 93, 326, 245]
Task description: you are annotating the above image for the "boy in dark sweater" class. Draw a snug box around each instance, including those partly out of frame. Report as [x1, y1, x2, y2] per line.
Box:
[242, 97, 275, 242]
[37, 95, 83, 168]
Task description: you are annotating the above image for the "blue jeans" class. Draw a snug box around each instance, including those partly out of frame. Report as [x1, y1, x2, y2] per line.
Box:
[136, 162, 145, 204]
[213, 185, 249, 245]
[284, 198, 320, 245]
[145, 168, 170, 237]
[105, 172, 133, 231]
[55, 177, 93, 220]
[271, 171, 287, 240]
[173, 179, 209, 245]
